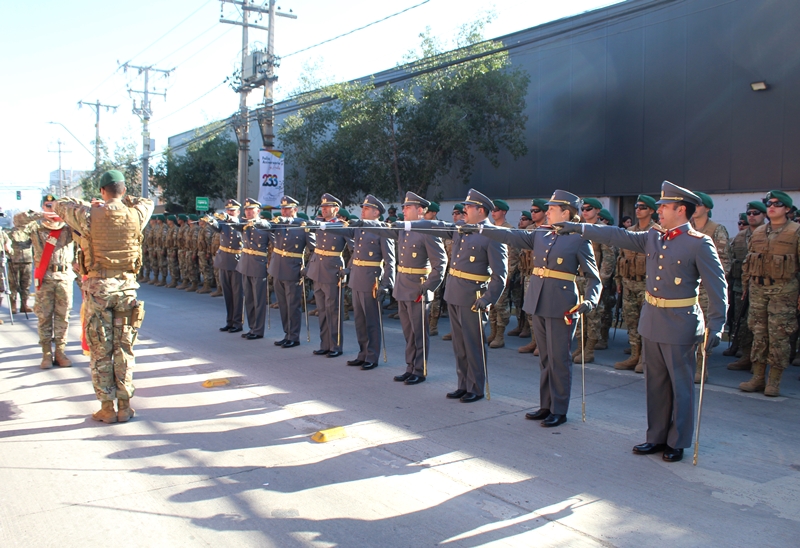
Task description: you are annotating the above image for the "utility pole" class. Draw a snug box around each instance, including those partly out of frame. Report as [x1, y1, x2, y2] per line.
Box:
[48, 139, 71, 197]
[221, 0, 295, 203]
[77, 99, 118, 176]
[123, 63, 173, 199]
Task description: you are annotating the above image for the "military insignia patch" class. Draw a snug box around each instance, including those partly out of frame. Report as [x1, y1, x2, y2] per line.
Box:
[557, 258, 563, 264]
[469, 256, 475, 262]
[412, 252, 417, 258]
[369, 251, 374, 256]
[674, 277, 682, 285]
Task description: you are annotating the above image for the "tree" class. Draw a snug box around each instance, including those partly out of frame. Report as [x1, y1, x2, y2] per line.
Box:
[80, 140, 142, 199]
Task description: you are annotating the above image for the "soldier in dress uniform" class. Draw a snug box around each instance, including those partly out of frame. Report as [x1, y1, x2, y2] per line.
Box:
[475, 190, 600, 427]
[231, 198, 270, 340]
[339, 195, 396, 369]
[301, 194, 352, 357]
[14, 195, 77, 368]
[7, 223, 34, 313]
[208, 199, 245, 333]
[487, 199, 518, 349]
[725, 201, 766, 371]
[739, 191, 800, 396]
[256, 196, 315, 348]
[691, 191, 731, 382]
[360, 192, 447, 384]
[557, 181, 727, 462]
[410, 189, 507, 401]
[614, 195, 659, 372]
[54, 170, 153, 424]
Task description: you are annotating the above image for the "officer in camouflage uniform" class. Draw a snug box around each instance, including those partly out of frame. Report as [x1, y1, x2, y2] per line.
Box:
[725, 201, 766, 371]
[519, 199, 549, 355]
[509, 210, 533, 339]
[176, 214, 191, 289]
[15, 194, 76, 368]
[55, 170, 153, 423]
[8, 223, 34, 313]
[739, 191, 800, 397]
[138, 216, 152, 282]
[574, 198, 615, 364]
[163, 215, 179, 287]
[595, 209, 618, 351]
[614, 195, 659, 371]
[197, 215, 215, 294]
[184, 214, 201, 292]
[487, 199, 519, 349]
[691, 191, 731, 382]
[210, 228, 223, 297]
[157, 215, 169, 286]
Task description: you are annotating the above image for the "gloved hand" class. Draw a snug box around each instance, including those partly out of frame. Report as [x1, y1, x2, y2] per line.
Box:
[458, 224, 480, 234]
[300, 267, 308, 278]
[472, 297, 491, 312]
[337, 268, 351, 278]
[415, 289, 428, 303]
[704, 332, 721, 353]
[347, 219, 363, 228]
[568, 300, 593, 315]
[214, 212, 228, 221]
[377, 286, 390, 301]
[554, 222, 583, 235]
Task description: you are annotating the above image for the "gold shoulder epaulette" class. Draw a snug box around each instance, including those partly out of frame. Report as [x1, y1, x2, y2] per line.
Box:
[687, 228, 704, 239]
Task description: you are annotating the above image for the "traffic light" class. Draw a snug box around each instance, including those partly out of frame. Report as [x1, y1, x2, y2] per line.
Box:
[16, 191, 21, 200]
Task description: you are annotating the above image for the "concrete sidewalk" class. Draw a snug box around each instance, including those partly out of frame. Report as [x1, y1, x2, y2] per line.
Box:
[1, 283, 799, 547]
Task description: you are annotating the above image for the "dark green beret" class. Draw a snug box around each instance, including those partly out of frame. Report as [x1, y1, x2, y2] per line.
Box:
[739, 213, 747, 222]
[260, 210, 272, 219]
[695, 191, 714, 209]
[42, 194, 58, 204]
[531, 199, 549, 211]
[599, 209, 614, 224]
[188, 214, 198, 221]
[379, 215, 384, 222]
[397, 213, 405, 221]
[765, 190, 793, 209]
[99, 170, 125, 188]
[583, 198, 603, 210]
[387, 216, 398, 222]
[297, 212, 309, 220]
[452, 203, 464, 213]
[428, 201, 440, 213]
[521, 210, 532, 220]
[178, 214, 188, 221]
[492, 199, 509, 212]
[746, 201, 767, 214]
[636, 195, 657, 211]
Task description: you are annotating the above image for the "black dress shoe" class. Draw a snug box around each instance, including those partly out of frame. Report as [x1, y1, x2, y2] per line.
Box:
[662, 446, 684, 462]
[541, 414, 567, 427]
[446, 389, 467, 399]
[347, 358, 365, 366]
[246, 333, 263, 340]
[404, 375, 426, 385]
[220, 325, 232, 332]
[525, 408, 551, 421]
[274, 338, 288, 346]
[632, 442, 666, 455]
[228, 326, 243, 333]
[313, 349, 330, 355]
[394, 372, 412, 382]
[327, 351, 343, 358]
[281, 340, 300, 348]
[361, 362, 378, 370]
[460, 392, 484, 403]
[241, 332, 251, 338]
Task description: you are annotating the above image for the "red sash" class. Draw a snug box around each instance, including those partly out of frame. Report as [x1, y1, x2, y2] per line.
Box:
[34, 228, 63, 289]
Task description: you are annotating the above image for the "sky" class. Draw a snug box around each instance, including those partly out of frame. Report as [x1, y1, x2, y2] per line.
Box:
[0, 0, 622, 187]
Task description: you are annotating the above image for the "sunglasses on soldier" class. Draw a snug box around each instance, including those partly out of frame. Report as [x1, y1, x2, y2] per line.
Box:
[746, 210, 762, 216]
[635, 204, 650, 210]
[531, 208, 542, 214]
[580, 206, 594, 212]
[764, 200, 785, 208]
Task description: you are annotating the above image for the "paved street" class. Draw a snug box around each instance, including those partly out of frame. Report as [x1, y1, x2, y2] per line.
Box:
[2, 282, 799, 547]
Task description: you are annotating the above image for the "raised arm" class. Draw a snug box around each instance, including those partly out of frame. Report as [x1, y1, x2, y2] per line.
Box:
[581, 224, 648, 255]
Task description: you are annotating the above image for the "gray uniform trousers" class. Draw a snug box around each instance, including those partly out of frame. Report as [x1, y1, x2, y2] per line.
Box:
[315, 282, 343, 353]
[220, 269, 244, 330]
[242, 274, 267, 336]
[399, 300, 429, 375]
[532, 315, 578, 415]
[275, 277, 303, 342]
[352, 289, 381, 363]
[449, 303, 487, 396]
[641, 339, 696, 448]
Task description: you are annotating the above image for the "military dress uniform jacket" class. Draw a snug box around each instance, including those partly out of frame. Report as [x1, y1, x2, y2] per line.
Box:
[346, 228, 396, 293]
[410, 219, 507, 306]
[361, 221, 447, 302]
[582, 222, 727, 344]
[232, 221, 269, 278]
[304, 220, 352, 284]
[482, 227, 601, 319]
[208, 217, 243, 272]
[262, 220, 316, 282]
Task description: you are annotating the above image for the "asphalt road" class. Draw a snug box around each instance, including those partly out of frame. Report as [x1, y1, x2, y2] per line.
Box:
[1, 282, 799, 547]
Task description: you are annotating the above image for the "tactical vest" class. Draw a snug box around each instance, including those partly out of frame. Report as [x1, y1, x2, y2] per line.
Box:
[617, 222, 657, 280]
[744, 221, 800, 283]
[86, 203, 142, 277]
[730, 228, 750, 280]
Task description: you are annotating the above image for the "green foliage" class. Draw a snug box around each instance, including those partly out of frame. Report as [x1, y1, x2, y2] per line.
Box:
[152, 130, 238, 213]
[80, 140, 142, 199]
[278, 16, 529, 205]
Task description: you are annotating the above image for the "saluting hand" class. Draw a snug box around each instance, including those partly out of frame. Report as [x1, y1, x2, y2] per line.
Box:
[554, 222, 582, 235]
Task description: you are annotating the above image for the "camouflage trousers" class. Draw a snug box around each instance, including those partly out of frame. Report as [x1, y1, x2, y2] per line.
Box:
[600, 283, 615, 337]
[158, 251, 168, 279]
[178, 250, 188, 281]
[430, 285, 444, 320]
[142, 249, 151, 276]
[34, 278, 73, 346]
[621, 278, 647, 351]
[85, 288, 139, 401]
[489, 286, 511, 330]
[748, 279, 799, 370]
[200, 256, 214, 286]
[578, 277, 603, 340]
[185, 253, 200, 284]
[168, 251, 181, 283]
[8, 262, 32, 306]
[730, 290, 753, 350]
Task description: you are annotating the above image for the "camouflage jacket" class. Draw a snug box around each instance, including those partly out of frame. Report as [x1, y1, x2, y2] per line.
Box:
[8, 226, 34, 263]
[691, 218, 731, 275]
[13, 211, 77, 282]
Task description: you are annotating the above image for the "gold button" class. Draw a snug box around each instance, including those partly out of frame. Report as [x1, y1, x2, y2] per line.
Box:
[656, 276, 661, 281]
[659, 266, 663, 270]
[653, 287, 658, 291]
[662, 245, 667, 249]
[677, 260, 681, 264]
[659, 255, 664, 259]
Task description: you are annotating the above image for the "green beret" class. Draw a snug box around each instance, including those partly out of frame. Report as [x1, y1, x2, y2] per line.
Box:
[166, 215, 176, 222]
[636, 195, 657, 211]
[297, 212, 309, 220]
[260, 210, 272, 219]
[188, 214, 198, 221]
[695, 191, 714, 209]
[452, 203, 464, 213]
[531, 199, 549, 211]
[178, 214, 188, 221]
[746, 201, 767, 214]
[492, 199, 509, 212]
[379, 215, 384, 222]
[42, 194, 58, 204]
[521, 210, 532, 220]
[99, 170, 125, 188]
[397, 213, 405, 221]
[428, 201, 440, 213]
[599, 209, 614, 224]
[765, 190, 793, 209]
[583, 198, 603, 210]
[739, 213, 747, 222]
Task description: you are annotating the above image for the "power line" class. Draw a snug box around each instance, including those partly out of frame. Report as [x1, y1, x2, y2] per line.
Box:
[150, 80, 227, 125]
[124, 0, 215, 64]
[281, 0, 431, 59]
[151, 22, 221, 66]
